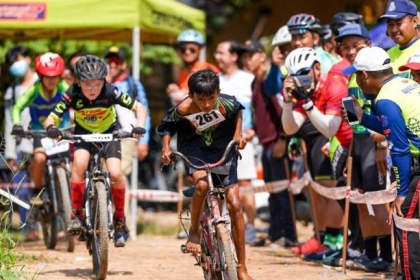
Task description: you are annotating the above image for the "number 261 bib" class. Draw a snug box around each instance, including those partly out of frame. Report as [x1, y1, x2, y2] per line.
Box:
[184, 110, 225, 131]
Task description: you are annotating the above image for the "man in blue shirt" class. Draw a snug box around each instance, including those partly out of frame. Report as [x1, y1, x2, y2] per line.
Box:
[344, 46, 420, 279]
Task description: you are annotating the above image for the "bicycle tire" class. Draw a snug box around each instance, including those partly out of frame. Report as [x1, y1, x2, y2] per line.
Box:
[56, 167, 75, 252]
[41, 186, 57, 250]
[91, 181, 109, 280]
[216, 223, 238, 280]
[201, 231, 223, 280]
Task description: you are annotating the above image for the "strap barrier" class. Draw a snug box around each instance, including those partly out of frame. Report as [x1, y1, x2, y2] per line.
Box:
[128, 189, 180, 203]
[392, 213, 419, 233]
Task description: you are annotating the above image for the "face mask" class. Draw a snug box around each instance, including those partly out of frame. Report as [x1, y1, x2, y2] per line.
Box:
[9, 60, 29, 77]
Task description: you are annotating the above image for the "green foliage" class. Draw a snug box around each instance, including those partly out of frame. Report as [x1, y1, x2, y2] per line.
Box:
[0, 39, 180, 77]
[0, 199, 24, 280]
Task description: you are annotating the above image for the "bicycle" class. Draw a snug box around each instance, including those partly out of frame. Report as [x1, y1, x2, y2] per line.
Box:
[62, 131, 133, 280]
[16, 129, 74, 251]
[171, 140, 240, 280]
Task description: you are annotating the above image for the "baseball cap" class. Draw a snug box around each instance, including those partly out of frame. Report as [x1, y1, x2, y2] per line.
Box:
[398, 51, 420, 71]
[335, 23, 370, 42]
[240, 40, 265, 53]
[379, 0, 417, 20]
[343, 46, 392, 75]
[104, 46, 125, 60]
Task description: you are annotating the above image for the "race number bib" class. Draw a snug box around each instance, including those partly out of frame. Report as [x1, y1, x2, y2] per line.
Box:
[41, 138, 70, 156]
[184, 110, 225, 131]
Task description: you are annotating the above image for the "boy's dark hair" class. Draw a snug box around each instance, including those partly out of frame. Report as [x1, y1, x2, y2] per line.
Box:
[5, 46, 30, 65]
[67, 51, 88, 66]
[188, 68, 220, 97]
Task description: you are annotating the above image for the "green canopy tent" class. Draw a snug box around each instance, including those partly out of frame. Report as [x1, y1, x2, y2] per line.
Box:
[0, 0, 206, 77]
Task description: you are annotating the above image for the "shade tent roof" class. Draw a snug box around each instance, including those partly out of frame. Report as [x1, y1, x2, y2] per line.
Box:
[0, 0, 205, 43]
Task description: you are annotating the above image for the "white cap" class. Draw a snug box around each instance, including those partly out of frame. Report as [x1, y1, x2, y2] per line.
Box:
[272, 25, 292, 46]
[343, 46, 392, 75]
[398, 51, 420, 71]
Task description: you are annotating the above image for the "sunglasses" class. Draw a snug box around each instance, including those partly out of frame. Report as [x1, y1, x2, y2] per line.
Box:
[180, 46, 198, 54]
[277, 44, 292, 54]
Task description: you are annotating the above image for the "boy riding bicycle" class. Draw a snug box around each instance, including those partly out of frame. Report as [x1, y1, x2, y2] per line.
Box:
[12, 52, 71, 204]
[44, 55, 147, 247]
[158, 68, 253, 280]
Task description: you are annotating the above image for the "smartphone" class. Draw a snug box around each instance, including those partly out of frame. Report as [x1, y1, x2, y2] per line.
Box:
[292, 75, 312, 88]
[342, 97, 359, 125]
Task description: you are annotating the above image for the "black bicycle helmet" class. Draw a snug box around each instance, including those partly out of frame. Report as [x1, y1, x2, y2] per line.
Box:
[74, 55, 108, 81]
[320, 25, 333, 43]
[330, 12, 364, 36]
[287, 13, 322, 35]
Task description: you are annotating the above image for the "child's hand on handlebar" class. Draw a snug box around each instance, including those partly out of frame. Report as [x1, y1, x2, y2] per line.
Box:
[131, 125, 146, 139]
[46, 125, 63, 140]
[234, 134, 247, 150]
[161, 147, 173, 165]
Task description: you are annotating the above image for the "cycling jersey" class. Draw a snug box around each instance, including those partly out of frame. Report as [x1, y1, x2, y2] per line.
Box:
[49, 83, 137, 133]
[375, 76, 420, 197]
[157, 94, 243, 167]
[178, 61, 220, 93]
[387, 38, 420, 78]
[12, 80, 70, 130]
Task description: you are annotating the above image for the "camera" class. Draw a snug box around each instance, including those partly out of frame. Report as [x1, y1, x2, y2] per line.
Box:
[290, 75, 313, 101]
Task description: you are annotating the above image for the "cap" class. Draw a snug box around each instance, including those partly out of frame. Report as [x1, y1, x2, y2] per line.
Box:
[104, 46, 125, 60]
[398, 51, 420, 71]
[379, 0, 418, 20]
[335, 23, 370, 42]
[343, 46, 392, 75]
[240, 40, 265, 53]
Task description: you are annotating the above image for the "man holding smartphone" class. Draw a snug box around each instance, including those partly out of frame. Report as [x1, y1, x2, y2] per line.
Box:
[337, 25, 393, 272]
[344, 46, 419, 280]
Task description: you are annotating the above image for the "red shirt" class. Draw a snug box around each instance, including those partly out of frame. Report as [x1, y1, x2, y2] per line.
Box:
[294, 60, 353, 148]
[178, 61, 220, 92]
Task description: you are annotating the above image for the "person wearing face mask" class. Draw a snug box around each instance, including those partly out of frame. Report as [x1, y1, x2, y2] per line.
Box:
[4, 46, 38, 171]
[3, 46, 39, 241]
[4, 46, 39, 241]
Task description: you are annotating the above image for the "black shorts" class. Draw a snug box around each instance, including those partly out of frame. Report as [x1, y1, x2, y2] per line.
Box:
[331, 145, 348, 180]
[304, 134, 333, 181]
[351, 134, 386, 192]
[73, 126, 121, 160]
[33, 134, 43, 149]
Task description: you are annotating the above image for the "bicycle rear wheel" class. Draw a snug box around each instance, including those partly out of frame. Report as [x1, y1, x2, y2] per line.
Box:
[216, 223, 238, 280]
[56, 167, 74, 252]
[91, 181, 109, 280]
[40, 186, 57, 250]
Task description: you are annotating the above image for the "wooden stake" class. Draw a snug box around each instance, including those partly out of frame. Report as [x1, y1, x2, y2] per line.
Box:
[341, 156, 352, 274]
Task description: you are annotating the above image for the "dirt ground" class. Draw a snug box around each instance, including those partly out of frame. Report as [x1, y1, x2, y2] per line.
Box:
[17, 213, 394, 280]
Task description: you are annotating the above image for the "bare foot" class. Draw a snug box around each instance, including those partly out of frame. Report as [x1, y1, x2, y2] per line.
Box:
[185, 233, 201, 256]
[237, 267, 254, 280]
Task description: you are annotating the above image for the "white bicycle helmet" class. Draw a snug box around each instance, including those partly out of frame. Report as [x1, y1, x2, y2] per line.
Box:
[285, 47, 320, 75]
[272, 25, 292, 46]
[177, 29, 205, 45]
[287, 13, 322, 34]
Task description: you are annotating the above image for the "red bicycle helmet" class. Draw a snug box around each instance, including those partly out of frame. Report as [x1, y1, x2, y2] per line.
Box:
[35, 52, 65, 77]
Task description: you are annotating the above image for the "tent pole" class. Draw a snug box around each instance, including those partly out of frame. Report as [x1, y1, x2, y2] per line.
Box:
[130, 26, 141, 241]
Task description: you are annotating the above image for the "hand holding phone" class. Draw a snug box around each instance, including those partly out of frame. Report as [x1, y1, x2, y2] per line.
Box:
[342, 96, 360, 125]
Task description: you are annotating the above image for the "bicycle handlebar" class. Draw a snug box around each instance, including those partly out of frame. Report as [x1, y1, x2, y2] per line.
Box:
[62, 131, 133, 142]
[169, 140, 239, 171]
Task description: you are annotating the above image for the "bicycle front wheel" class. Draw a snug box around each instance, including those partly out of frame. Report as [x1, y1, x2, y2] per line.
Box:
[40, 186, 57, 250]
[91, 181, 109, 280]
[56, 167, 74, 252]
[216, 223, 238, 280]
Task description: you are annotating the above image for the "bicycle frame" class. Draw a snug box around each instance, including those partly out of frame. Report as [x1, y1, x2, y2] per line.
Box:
[83, 147, 113, 238]
[172, 140, 239, 279]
